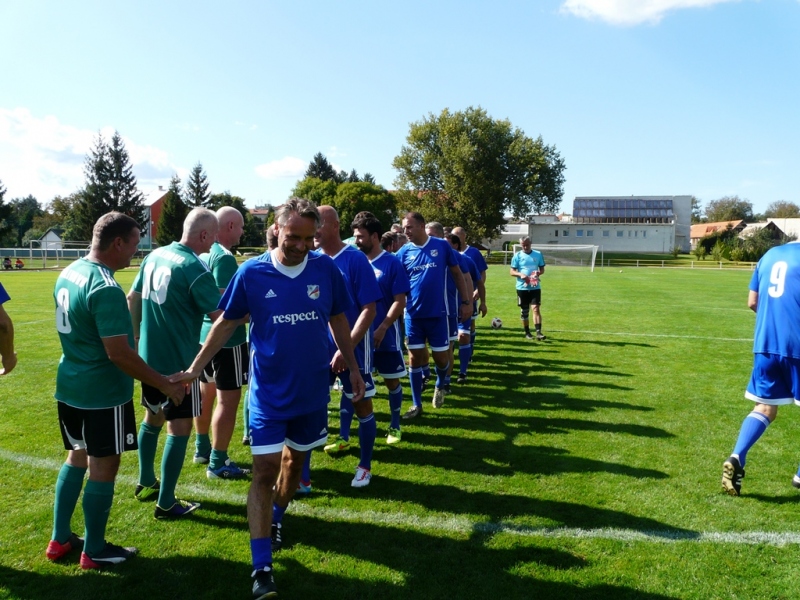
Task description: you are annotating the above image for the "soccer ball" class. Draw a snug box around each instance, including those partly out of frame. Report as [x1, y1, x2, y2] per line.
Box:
[491, 317, 503, 329]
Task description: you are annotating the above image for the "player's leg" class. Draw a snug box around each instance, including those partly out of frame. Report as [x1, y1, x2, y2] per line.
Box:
[351, 373, 377, 487]
[457, 327, 472, 383]
[248, 449, 283, 599]
[404, 316, 428, 418]
[532, 290, 545, 340]
[518, 291, 533, 339]
[194, 378, 215, 464]
[325, 370, 353, 453]
[375, 350, 406, 443]
[137, 384, 166, 497]
[429, 316, 451, 409]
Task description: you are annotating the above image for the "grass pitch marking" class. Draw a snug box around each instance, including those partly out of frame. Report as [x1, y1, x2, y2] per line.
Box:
[4, 446, 800, 548]
[551, 329, 752, 343]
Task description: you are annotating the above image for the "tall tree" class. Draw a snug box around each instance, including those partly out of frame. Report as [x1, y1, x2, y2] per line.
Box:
[347, 169, 360, 183]
[305, 152, 338, 181]
[6, 195, 42, 246]
[691, 196, 703, 223]
[704, 195, 753, 222]
[0, 180, 13, 244]
[393, 106, 565, 241]
[764, 200, 800, 219]
[156, 175, 188, 246]
[185, 162, 211, 207]
[72, 131, 146, 240]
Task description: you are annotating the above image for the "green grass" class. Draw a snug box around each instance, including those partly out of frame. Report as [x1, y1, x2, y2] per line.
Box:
[2, 265, 798, 599]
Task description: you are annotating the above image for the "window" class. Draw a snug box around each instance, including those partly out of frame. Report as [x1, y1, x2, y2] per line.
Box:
[587, 230, 594, 237]
[642, 230, 647, 238]
[576, 230, 584, 237]
[616, 231, 624, 237]
[563, 230, 569, 237]
[603, 230, 610, 237]
[555, 229, 559, 237]
[628, 230, 632, 237]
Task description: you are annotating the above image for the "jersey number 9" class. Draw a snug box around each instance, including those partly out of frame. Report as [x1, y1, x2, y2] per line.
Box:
[142, 263, 172, 305]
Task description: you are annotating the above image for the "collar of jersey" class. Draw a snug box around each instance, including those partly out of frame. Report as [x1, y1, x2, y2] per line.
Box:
[270, 248, 308, 279]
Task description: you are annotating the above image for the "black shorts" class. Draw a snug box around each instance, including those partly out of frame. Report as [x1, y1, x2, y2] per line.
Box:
[199, 342, 249, 390]
[57, 400, 138, 458]
[517, 289, 542, 308]
[141, 379, 201, 420]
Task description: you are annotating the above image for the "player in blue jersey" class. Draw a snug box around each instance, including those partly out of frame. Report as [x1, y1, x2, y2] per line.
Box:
[510, 236, 547, 340]
[397, 212, 472, 418]
[447, 233, 480, 384]
[453, 226, 489, 353]
[722, 241, 800, 496]
[315, 205, 380, 488]
[353, 212, 411, 444]
[174, 198, 364, 599]
[0, 281, 15, 375]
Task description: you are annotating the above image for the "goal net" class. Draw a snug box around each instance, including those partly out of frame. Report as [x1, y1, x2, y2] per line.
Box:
[508, 244, 599, 271]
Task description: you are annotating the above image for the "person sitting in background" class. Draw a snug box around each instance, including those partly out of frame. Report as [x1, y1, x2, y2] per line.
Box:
[3, 258, 11, 270]
[15, 258, 23, 270]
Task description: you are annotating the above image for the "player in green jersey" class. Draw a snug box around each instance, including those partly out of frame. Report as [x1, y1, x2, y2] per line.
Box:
[128, 207, 222, 519]
[48, 212, 185, 569]
[194, 206, 251, 479]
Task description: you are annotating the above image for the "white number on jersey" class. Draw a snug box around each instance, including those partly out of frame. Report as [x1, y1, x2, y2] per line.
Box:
[55, 288, 72, 334]
[141, 263, 172, 305]
[768, 261, 788, 299]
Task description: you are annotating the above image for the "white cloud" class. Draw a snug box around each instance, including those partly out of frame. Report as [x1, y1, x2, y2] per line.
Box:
[254, 156, 307, 180]
[560, 0, 741, 25]
[0, 107, 178, 201]
[327, 145, 346, 158]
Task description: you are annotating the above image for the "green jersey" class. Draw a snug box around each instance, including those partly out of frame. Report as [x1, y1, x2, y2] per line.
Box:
[54, 258, 134, 409]
[199, 242, 246, 347]
[132, 242, 221, 375]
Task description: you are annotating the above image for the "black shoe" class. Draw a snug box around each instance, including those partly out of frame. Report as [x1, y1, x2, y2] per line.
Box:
[524, 332, 533, 340]
[80, 542, 138, 570]
[722, 456, 745, 496]
[242, 436, 251, 446]
[456, 374, 467, 384]
[442, 384, 452, 394]
[402, 405, 423, 420]
[271, 522, 282, 552]
[536, 332, 546, 341]
[421, 376, 430, 392]
[252, 566, 278, 599]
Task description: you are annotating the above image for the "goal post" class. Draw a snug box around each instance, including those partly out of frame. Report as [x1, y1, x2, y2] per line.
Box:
[508, 244, 599, 272]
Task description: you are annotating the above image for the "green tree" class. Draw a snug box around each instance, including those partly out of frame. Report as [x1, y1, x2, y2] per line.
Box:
[334, 182, 396, 238]
[292, 177, 339, 207]
[691, 196, 703, 223]
[156, 175, 188, 247]
[764, 200, 800, 219]
[49, 193, 83, 240]
[392, 106, 565, 241]
[3, 195, 42, 247]
[704, 196, 753, 222]
[185, 162, 211, 207]
[0, 180, 13, 245]
[72, 131, 146, 240]
[305, 152, 338, 181]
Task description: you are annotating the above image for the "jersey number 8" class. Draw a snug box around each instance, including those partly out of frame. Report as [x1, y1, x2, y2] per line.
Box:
[56, 288, 72, 334]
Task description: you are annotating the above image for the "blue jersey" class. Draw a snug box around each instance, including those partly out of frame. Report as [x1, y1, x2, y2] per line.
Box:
[511, 249, 546, 290]
[0, 282, 9, 305]
[329, 245, 382, 371]
[369, 250, 411, 352]
[396, 236, 460, 319]
[463, 245, 488, 275]
[447, 252, 478, 316]
[220, 249, 352, 418]
[750, 242, 800, 358]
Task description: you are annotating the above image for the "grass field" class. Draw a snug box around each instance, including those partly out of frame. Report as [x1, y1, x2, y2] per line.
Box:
[3, 264, 800, 599]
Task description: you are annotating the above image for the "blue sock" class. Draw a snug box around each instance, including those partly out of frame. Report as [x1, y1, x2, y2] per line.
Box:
[357, 413, 377, 471]
[388, 386, 403, 429]
[458, 343, 472, 375]
[422, 365, 431, 381]
[732, 411, 771, 467]
[410, 367, 423, 408]
[272, 502, 287, 524]
[435, 362, 449, 388]
[251, 537, 272, 571]
[339, 392, 354, 441]
[301, 451, 311, 484]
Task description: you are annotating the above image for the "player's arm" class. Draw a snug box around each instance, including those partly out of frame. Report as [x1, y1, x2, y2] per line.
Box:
[538, 265, 546, 276]
[0, 304, 16, 375]
[329, 311, 365, 402]
[475, 275, 487, 317]
[351, 302, 376, 347]
[449, 264, 472, 321]
[748, 290, 758, 313]
[126, 290, 142, 342]
[172, 314, 246, 383]
[102, 335, 185, 403]
[373, 293, 406, 348]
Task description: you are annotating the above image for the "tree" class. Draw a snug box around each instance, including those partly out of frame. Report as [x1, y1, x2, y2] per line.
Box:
[333, 182, 396, 238]
[292, 177, 338, 207]
[363, 172, 376, 184]
[704, 196, 753, 223]
[691, 196, 703, 223]
[185, 162, 211, 207]
[72, 131, 146, 240]
[393, 106, 565, 241]
[49, 193, 83, 240]
[305, 152, 338, 182]
[156, 175, 188, 247]
[347, 169, 360, 183]
[6, 195, 43, 246]
[0, 180, 13, 245]
[764, 200, 800, 219]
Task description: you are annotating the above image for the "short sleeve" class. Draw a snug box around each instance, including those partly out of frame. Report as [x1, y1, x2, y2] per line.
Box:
[213, 254, 239, 290]
[91, 286, 133, 338]
[190, 271, 222, 315]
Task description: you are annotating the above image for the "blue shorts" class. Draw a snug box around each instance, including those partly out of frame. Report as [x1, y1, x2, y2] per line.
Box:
[374, 350, 408, 379]
[405, 315, 449, 352]
[448, 314, 458, 342]
[249, 407, 328, 455]
[458, 316, 473, 334]
[745, 353, 800, 406]
[329, 370, 376, 399]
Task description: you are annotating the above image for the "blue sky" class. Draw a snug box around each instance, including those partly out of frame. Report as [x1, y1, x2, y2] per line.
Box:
[1, 0, 798, 215]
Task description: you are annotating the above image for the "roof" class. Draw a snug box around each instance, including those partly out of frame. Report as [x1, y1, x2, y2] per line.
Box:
[767, 218, 800, 238]
[144, 187, 169, 207]
[690, 220, 746, 239]
[39, 227, 65, 239]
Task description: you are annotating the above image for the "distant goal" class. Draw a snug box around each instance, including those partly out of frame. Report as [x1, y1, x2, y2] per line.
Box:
[506, 244, 599, 272]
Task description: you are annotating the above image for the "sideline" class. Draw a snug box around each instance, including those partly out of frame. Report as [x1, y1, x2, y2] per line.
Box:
[550, 329, 752, 343]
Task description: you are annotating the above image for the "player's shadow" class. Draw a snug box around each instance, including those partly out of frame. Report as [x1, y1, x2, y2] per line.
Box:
[555, 337, 656, 348]
[427, 390, 654, 413]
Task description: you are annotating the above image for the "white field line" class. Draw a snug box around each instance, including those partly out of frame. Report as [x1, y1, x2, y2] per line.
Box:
[550, 329, 752, 343]
[16, 319, 50, 326]
[3, 447, 799, 547]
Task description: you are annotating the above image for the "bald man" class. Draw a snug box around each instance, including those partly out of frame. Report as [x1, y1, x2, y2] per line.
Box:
[193, 206, 252, 480]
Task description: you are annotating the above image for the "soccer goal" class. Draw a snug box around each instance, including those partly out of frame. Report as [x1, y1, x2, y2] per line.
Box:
[507, 244, 599, 272]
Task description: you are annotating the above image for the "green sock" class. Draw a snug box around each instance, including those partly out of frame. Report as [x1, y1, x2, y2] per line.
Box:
[158, 434, 189, 508]
[52, 463, 86, 543]
[195, 433, 211, 457]
[82, 480, 114, 557]
[209, 448, 229, 470]
[137, 422, 162, 486]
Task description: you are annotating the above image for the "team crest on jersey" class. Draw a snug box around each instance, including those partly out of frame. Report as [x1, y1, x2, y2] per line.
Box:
[431, 249, 439, 257]
[307, 284, 320, 300]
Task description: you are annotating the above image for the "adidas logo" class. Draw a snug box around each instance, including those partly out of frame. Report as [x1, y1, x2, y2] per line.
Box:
[265, 289, 277, 299]
[319, 428, 328, 436]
